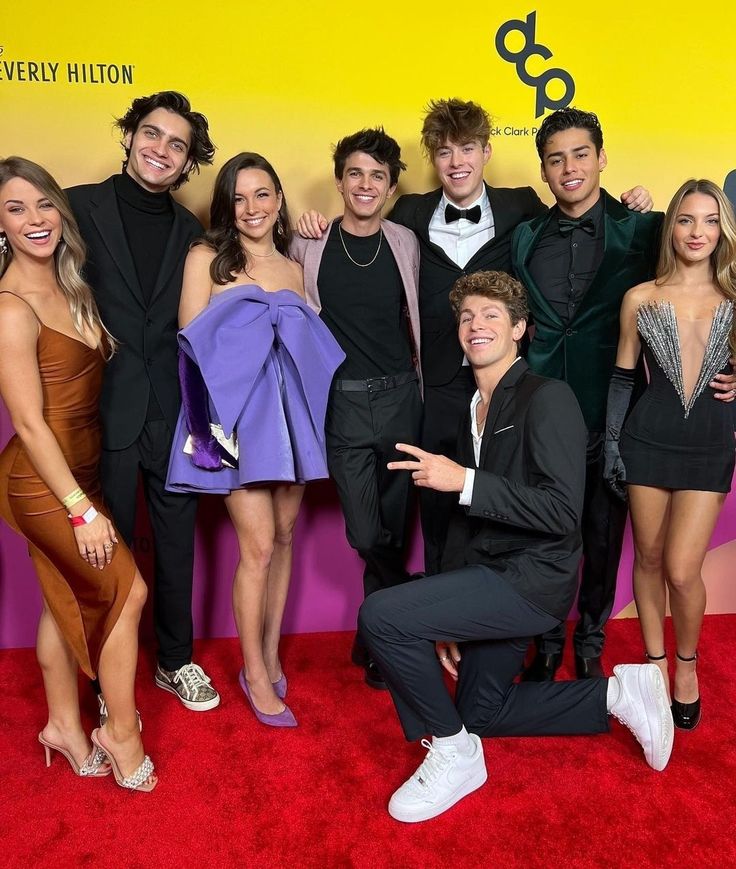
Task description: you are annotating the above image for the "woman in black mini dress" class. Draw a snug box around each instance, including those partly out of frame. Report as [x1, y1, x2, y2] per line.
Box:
[605, 179, 736, 731]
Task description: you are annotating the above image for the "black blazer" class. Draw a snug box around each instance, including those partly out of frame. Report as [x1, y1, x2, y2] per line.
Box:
[67, 177, 203, 450]
[388, 184, 546, 387]
[443, 360, 586, 621]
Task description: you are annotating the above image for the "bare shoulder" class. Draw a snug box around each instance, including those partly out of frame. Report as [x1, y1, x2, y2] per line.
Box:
[284, 257, 304, 295]
[0, 292, 39, 347]
[185, 242, 216, 268]
[623, 280, 657, 306]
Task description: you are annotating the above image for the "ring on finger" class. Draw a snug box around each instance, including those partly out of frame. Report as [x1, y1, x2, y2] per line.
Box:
[103, 543, 113, 550]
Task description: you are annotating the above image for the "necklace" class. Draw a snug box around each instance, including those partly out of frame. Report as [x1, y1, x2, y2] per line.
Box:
[243, 243, 277, 258]
[338, 223, 382, 268]
[475, 400, 489, 435]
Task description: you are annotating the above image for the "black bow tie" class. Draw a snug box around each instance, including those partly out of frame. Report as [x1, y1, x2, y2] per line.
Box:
[445, 203, 482, 224]
[558, 216, 596, 237]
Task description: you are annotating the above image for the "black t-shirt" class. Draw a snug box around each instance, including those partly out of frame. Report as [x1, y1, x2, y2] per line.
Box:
[527, 197, 604, 323]
[318, 222, 413, 379]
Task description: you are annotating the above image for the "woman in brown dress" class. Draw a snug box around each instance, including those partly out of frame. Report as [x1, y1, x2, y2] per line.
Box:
[0, 157, 156, 791]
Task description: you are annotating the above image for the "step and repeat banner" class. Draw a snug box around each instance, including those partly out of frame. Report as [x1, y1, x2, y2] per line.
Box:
[2, 2, 735, 647]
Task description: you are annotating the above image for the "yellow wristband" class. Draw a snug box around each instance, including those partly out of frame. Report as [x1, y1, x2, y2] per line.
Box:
[62, 487, 86, 509]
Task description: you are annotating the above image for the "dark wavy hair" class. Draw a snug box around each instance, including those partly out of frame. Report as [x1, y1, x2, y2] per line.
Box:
[332, 128, 406, 186]
[115, 91, 215, 189]
[535, 107, 603, 159]
[202, 153, 293, 286]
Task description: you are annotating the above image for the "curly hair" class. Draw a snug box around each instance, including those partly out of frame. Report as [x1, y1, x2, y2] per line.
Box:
[449, 270, 528, 325]
[115, 91, 215, 189]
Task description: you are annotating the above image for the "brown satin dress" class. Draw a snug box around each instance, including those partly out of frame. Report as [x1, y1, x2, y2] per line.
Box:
[0, 321, 135, 678]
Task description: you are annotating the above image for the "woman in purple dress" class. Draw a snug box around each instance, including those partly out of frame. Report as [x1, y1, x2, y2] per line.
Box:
[167, 154, 343, 726]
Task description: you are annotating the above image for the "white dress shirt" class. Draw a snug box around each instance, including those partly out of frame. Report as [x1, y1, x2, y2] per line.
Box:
[428, 189, 495, 269]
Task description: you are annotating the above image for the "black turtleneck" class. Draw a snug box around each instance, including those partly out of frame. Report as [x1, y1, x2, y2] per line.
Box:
[113, 171, 174, 304]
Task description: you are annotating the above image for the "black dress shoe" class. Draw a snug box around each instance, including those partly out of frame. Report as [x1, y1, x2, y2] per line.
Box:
[364, 657, 388, 690]
[351, 636, 369, 668]
[575, 654, 605, 679]
[672, 697, 701, 730]
[521, 652, 562, 682]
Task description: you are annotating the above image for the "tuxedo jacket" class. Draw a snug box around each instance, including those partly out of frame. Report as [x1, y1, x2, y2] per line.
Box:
[388, 184, 546, 388]
[512, 190, 662, 431]
[443, 360, 586, 621]
[290, 217, 423, 392]
[67, 177, 203, 450]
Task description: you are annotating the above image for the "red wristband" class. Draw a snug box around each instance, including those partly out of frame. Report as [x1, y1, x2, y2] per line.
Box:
[68, 505, 99, 526]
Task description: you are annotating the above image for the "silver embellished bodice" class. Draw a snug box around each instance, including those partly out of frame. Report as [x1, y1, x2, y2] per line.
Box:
[636, 300, 733, 419]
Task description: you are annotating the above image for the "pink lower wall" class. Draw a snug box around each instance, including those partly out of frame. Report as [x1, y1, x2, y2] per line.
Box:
[1, 402, 734, 650]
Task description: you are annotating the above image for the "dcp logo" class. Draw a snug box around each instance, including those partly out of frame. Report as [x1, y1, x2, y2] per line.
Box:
[495, 12, 575, 118]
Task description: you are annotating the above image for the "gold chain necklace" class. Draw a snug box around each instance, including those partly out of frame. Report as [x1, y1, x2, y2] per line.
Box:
[243, 244, 277, 258]
[338, 224, 383, 268]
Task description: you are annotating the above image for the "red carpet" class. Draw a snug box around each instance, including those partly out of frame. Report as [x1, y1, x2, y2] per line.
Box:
[1, 615, 734, 869]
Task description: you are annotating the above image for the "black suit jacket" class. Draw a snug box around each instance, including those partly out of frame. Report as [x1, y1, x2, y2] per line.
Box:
[443, 360, 586, 620]
[67, 176, 203, 450]
[389, 184, 547, 387]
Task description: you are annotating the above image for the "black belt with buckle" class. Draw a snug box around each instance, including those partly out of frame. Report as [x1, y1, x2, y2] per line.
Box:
[333, 371, 417, 393]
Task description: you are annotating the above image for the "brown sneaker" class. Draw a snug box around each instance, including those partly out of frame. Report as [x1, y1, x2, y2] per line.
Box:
[154, 663, 220, 711]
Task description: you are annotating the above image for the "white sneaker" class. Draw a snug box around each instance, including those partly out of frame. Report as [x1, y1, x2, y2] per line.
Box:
[609, 663, 674, 771]
[155, 662, 221, 711]
[388, 734, 487, 823]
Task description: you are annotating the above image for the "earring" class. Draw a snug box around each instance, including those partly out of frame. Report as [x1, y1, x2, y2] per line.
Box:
[276, 216, 285, 238]
[0, 233, 7, 254]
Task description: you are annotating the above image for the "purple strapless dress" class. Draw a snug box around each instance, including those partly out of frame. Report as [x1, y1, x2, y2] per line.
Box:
[166, 285, 345, 493]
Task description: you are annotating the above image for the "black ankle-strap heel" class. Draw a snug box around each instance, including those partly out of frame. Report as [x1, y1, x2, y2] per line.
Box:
[645, 651, 667, 661]
[672, 651, 701, 730]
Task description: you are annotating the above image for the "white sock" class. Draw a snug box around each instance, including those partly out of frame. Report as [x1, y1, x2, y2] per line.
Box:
[432, 726, 475, 755]
[606, 676, 620, 711]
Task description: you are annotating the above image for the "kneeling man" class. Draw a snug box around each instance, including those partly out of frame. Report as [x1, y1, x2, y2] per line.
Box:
[359, 271, 673, 824]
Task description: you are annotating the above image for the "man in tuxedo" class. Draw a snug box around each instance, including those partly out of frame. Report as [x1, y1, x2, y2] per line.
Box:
[358, 270, 673, 824]
[67, 91, 220, 711]
[298, 98, 651, 575]
[511, 107, 661, 682]
[290, 129, 422, 689]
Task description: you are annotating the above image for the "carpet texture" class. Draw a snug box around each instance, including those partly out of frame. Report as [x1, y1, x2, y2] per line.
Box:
[1, 616, 734, 868]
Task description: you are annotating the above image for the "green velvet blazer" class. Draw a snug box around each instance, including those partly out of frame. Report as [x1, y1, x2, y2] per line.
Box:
[511, 190, 662, 431]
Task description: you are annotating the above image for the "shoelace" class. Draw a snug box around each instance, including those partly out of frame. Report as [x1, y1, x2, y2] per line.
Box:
[411, 739, 455, 791]
[173, 663, 212, 697]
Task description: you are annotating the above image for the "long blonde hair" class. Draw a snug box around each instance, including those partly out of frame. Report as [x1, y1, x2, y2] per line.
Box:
[0, 156, 116, 357]
[656, 178, 736, 354]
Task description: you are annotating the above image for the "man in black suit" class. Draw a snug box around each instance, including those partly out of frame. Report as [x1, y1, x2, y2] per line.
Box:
[298, 98, 650, 574]
[67, 91, 220, 712]
[359, 271, 673, 823]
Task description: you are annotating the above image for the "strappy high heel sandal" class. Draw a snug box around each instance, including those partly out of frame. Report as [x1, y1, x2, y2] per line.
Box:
[672, 651, 701, 731]
[38, 732, 111, 777]
[90, 728, 157, 792]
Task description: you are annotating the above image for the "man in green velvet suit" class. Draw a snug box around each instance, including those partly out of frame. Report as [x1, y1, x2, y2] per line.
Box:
[511, 108, 663, 680]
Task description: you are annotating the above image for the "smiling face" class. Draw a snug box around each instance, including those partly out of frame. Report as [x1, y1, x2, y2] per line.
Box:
[336, 151, 396, 230]
[0, 176, 63, 261]
[433, 139, 491, 208]
[672, 191, 721, 265]
[457, 293, 526, 373]
[124, 107, 193, 193]
[540, 127, 606, 217]
[233, 168, 282, 245]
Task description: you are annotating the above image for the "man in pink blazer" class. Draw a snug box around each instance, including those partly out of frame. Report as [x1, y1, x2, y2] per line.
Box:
[291, 128, 422, 689]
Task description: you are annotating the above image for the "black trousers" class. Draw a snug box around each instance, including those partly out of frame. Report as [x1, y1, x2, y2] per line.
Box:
[100, 419, 198, 671]
[420, 367, 477, 575]
[359, 566, 610, 741]
[537, 432, 629, 658]
[326, 378, 422, 600]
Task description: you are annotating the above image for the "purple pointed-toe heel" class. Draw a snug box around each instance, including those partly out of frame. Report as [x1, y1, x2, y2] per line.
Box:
[238, 670, 297, 727]
[272, 673, 288, 700]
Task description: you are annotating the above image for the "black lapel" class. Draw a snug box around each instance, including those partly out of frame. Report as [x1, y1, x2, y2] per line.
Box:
[89, 178, 145, 308]
[479, 359, 527, 465]
[149, 204, 193, 306]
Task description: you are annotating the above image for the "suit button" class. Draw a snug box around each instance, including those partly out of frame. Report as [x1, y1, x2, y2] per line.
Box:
[146, 318, 153, 326]
[565, 328, 574, 337]
[146, 358, 153, 366]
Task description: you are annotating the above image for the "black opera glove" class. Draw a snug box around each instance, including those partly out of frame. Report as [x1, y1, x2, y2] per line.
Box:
[603, 366, 636, 501]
